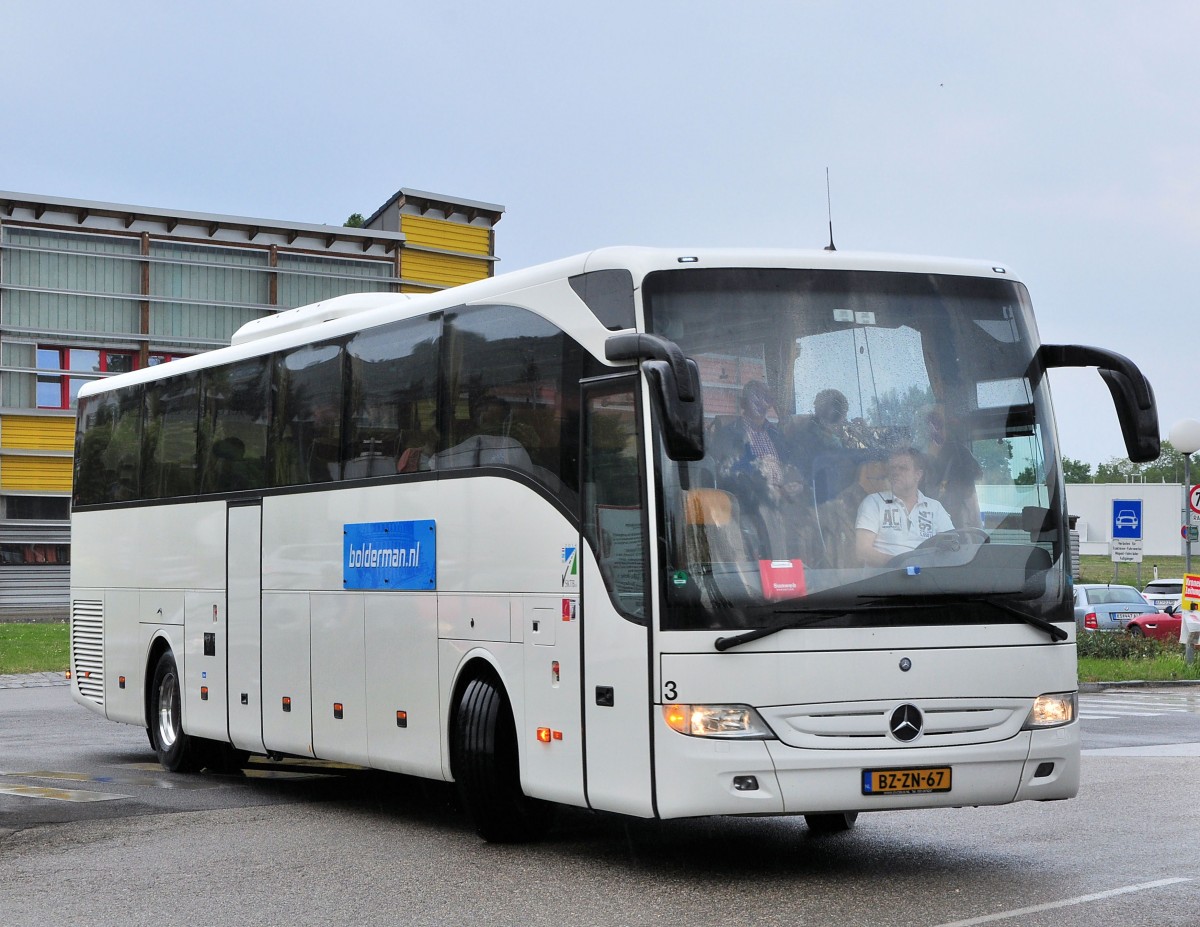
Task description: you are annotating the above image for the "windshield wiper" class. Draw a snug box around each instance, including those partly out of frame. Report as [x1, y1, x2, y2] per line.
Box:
[714, 610, 855, 652]
[713, 594, 1069, 652]
[855, 593, 1069, 642]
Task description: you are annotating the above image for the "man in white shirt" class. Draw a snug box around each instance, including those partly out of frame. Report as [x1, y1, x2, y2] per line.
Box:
[855, 447, 954, 566]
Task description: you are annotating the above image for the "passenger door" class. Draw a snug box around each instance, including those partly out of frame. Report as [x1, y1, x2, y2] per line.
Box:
[227, 501, 265, 754]
[580, 377, 655, 816]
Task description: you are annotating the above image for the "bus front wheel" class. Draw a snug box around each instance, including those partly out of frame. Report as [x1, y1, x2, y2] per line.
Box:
[452, 675, 554, 842]
[150, 650, 207, 773]
[804, 812, 859, 834]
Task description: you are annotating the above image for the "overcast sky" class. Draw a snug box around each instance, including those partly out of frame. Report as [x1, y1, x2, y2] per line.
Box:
[5, 1, 1197, 468]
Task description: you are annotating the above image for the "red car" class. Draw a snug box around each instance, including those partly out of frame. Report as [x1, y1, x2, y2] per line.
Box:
[1125, 607, 1182, 642]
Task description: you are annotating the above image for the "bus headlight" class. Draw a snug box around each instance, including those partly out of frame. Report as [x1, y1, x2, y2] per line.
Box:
[1022, 692, 1077, 729]
[663, 704, 775, 739]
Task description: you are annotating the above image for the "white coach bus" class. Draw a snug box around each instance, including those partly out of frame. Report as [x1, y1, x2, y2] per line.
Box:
[69, 247, 1158, 841]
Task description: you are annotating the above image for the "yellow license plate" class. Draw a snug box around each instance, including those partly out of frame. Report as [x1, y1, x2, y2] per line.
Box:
[862, 766, 952, 795]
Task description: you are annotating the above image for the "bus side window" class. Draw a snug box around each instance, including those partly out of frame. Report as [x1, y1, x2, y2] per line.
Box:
[272, 342, 344, 486]
[582, 385, 647, 623]
[199, 357, 271, 494]
[439, 305, 565, 486]
[345, 314, 441, 479]
[74, 386, 144, 505]
[143, 373, 200, 499]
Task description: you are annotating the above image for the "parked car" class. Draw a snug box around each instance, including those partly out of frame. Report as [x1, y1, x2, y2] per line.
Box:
[1141, 578, 1183, 612]
[1072, 583, 1158, 632]
[1126, 609, 1183, 642]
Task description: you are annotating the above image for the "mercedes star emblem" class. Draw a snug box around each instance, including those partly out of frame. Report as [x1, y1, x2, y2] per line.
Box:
[889, 704, 923, 742]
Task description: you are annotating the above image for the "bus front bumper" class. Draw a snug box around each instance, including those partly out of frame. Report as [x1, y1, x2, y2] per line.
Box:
[652, 717, 1079, 819]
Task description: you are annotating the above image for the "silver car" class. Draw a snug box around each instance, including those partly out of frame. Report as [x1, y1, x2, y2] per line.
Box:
[1073, 583, 1158, 632]
[1141, 579, 1183, 613]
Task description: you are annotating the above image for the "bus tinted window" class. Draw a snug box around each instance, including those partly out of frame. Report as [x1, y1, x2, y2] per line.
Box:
[74, 386, 144, 505]
[439, 305, 577, 499]
[272, 342, 344, 486]
[582, 384, 647, 622]
[346, 315, 440, 478]
[143, 373, 200, 499]
[200, 357, 271, 494]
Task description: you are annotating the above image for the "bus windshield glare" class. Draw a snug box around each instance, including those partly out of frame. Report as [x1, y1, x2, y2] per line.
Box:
[644, 267, 1067, 632]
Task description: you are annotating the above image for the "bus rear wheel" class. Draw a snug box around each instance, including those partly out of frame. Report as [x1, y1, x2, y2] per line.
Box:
[150, 650, 207, 773]
[453, 675, 554, 843]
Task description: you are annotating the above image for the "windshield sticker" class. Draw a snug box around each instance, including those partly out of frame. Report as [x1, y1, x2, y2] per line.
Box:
[759, 559, 806, 601]
[344, 520, 436, 591]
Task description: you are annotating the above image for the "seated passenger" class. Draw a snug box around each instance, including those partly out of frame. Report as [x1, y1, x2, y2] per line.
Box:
[918, 404, 983, 528]
[855, 448, 954, 566]
[817, 456, 888, 568]
[432, 396, 532, 471]
[710, 380, 785, 503]
[709, 381, 786, 558]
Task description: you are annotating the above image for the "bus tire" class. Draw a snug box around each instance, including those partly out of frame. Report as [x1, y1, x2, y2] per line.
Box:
[149, 650, 207, 773]
[453, 675, 554, 843]
[804, 812, 858, 834]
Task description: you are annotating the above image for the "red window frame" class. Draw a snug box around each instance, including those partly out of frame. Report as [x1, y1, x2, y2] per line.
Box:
[36, 347, 188, 409]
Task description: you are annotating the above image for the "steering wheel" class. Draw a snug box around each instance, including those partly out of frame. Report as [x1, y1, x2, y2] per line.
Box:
[912, 527, 991, 553]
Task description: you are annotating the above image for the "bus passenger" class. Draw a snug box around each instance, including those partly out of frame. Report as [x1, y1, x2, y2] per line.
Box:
[711, 380, 784, 498]
[817, 456, 888, 568]
[855, 447, 954, 566]
[918, 404, 983, 529]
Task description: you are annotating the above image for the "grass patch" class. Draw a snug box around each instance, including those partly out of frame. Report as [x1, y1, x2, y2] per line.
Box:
[0, 622, 70, 675]
[1076, 628, 1200, 682]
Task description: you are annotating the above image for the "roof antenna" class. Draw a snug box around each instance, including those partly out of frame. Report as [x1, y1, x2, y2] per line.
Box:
[824, 167, 836, 251]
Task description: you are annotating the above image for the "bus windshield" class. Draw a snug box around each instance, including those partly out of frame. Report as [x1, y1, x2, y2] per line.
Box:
[644, 267, 1068, 632]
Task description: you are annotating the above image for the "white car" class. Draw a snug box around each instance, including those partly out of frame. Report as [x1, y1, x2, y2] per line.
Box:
[1141, 578, 1183, 612]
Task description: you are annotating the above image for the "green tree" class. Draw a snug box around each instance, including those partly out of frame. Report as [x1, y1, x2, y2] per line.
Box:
[344, 213, 365, 228]
[1091, 441, 1198, 483]
[1062, 457, 1092, 483]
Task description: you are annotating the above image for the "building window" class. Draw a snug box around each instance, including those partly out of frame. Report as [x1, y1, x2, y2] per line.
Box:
[2, 496, 72, 520]
[36, 347, 183, 409]
[0, 543, 71, 566]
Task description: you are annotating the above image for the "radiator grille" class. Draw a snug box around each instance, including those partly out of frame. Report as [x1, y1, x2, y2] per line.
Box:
[70, 599, 104, 706]
[760, 698, 1030, 750]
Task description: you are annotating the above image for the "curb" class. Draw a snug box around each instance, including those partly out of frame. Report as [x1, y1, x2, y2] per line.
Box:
[1079, 679, 1200, 692]
[0, 672, 70, 689]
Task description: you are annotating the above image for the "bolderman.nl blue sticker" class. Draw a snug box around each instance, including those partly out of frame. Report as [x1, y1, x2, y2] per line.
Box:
[344, 520, 436, 590]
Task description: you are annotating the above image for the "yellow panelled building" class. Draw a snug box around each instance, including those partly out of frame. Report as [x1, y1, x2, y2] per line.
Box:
[0, 416, 75, 491]
[0, 187, 503, 613]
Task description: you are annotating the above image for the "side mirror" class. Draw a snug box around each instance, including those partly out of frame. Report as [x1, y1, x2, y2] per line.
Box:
[1021, 505, 1056, 541]
[606, 333, 705, 461]
[1034, 344, 1159, 463]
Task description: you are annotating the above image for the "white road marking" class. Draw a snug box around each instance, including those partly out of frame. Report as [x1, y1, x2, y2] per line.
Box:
[931, 878, 1192, 927]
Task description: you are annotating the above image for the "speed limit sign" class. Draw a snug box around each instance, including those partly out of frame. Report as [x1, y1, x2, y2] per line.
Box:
[1191, 484, 1200, 515]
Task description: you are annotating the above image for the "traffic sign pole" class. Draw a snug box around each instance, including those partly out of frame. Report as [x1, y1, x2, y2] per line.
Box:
[1187, 460, 1196, 573]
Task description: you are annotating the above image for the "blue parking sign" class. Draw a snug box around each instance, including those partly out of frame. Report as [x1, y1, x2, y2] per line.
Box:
[1112, 499, 1143, 540]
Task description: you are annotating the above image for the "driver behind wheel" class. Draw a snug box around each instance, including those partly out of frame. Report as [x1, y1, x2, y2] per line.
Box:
[854, 447, 954, 567]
